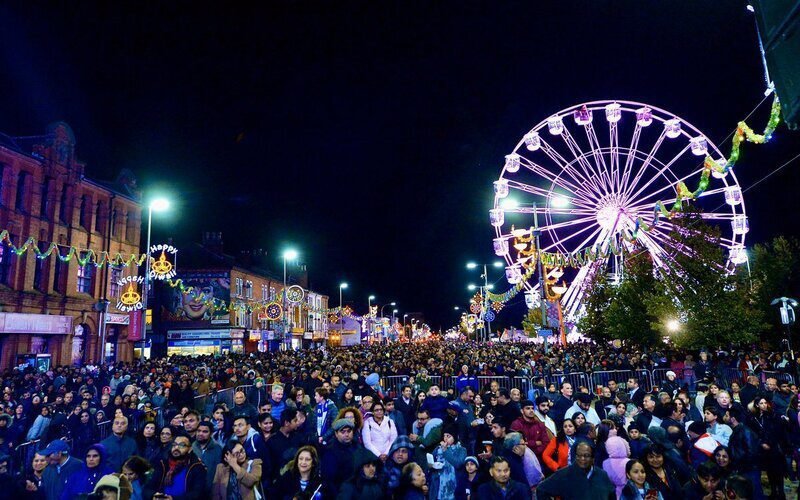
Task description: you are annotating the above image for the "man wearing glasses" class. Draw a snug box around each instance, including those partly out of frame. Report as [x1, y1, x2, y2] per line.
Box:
[144, 434, 207, 500]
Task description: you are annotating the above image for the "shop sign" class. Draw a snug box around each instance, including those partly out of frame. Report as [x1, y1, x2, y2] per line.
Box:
[149, 244, 178, 280]
[303, 332, 313, 339]
[105, 313, 130, 325]
[128, 311, 143, 342]
[167, 329, 232, 340]
[0, 313, 72, 335]
[248, 330, 262, 341]
[116, 275, 145, 312]
[230, 329, 245, 339]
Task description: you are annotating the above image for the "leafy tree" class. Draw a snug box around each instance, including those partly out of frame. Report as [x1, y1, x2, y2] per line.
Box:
[521, 307, 544, 337]
[577, 270, 613, 343]
[750, 236, 800, 335]
[605, 252, 662, 347]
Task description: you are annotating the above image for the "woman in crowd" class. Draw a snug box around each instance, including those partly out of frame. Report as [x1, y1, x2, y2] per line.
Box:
[712, 445, 733, 479]
[430, 424, 467, 499]
[412, 391, 427, 416]
[275, 445, 323, 500]
[362, 400, 398, 460]
[122, 456, 152, 500]
[257, 413, 276, 444]
[642, 444, 682, 500]
[25, 405, 51, 441]
[212, 404, 231, 446]
[136, 421, 162, 465]
[340, 388, 357, 408]
[212, 440, 263, 500]
[23, 451, 47, 499]
[619, 459, 662, 500]
[156, 425, 176, 461]
[748, 395, 786, 497]
[337, 448, 386, 499]
[542, 418, 577, 472]
[60, 443, 114, 499]
[394, 462, 428, 500]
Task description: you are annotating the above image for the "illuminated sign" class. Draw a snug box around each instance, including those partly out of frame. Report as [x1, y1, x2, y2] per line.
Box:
[149, 244, 178, 280]
[286, 285, 305, 304]
[116, 275, 145, 312]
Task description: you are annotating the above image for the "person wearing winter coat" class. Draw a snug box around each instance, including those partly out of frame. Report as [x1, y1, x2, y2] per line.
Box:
[619, 459, 663, 500]
[429, 425, 467, 500]
[602, 435, 631, 498]
[274, 445, 324, 500]
[537, 440, 616, 500]
[314, 387, 338, 446]
[408, 409, 443, 465]
[541, 418, 577, 472]
[60, 443, 114, 500]
[510, 399, 551, 459]
[247, 378, 269, 408]
[25, 406, 51, 441]
[455, 456, 484, 500]
[336, 448, 386, 499]
[384, 435, 414, 495]
[362, 400, 398, 459]
[420, 385, 449, 420]
[476, 455, 531, 500]
[321, 418, 363, 498]
[211, 440, 263, 500]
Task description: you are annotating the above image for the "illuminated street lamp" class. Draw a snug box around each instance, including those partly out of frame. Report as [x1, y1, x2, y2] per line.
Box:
[136, 197, 169, 360]
[282, 248, 299, 350]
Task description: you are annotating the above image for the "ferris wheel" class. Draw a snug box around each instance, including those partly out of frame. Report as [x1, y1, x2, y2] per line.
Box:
[490, 100, 749, 323]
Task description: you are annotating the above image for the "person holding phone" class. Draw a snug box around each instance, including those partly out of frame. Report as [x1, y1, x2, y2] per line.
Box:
[619, 459, 662, 500]
[143, 435, 207, 500]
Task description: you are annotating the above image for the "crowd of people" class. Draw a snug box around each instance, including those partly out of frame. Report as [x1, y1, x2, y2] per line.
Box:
[0, 340, 796, 499]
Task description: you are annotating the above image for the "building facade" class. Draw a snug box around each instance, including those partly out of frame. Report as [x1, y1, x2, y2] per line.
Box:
[0, 123, 142, 370]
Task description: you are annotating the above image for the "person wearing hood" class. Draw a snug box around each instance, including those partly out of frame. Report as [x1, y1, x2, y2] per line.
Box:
[660, 371, 681, 399]
[336, 448, 386, 499]
[564, 392, 602, 426]
[384, 436, 414, 495]
[92, 472, 134, 500]
[602, 435, 631, 497]
[60, 443, 114, 499]
[321, 418, 363, 498]
[537, 440, 616, 500]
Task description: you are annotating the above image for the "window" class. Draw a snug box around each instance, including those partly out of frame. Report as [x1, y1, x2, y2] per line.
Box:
[53, 248, 68, 294]
[79, 196, 89, 228]
[33, 241, 49, 292]
[125, 212, 137, 243]
[235, 277, 243, 297]
[95, 201, 105, 235]
[262, 284, 268, 301]
[245, 280, 253, 299]
[0, 237, 15, 286]
[76, 254, 94, 294]
[15, 171, 29, 211]
[109, 266, 122, 298]
[110, 209, 117, 237]
[58, 185, 69, 223]
[40, 177, 53, 219]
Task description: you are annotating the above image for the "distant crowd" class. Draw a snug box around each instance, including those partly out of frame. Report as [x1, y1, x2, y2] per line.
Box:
[0, 340, 797, 499]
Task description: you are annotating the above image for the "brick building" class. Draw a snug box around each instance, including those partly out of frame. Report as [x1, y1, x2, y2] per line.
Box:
[0, 123, 142, 370]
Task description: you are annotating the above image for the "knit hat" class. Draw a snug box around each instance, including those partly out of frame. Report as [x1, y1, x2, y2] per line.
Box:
[255, 377, 265, 385]
[93, 473, 133, 500]
[333, 418, 355, 431]
[442, 424, 459, 443]
[465, 456, 479, 467]
[389, 435, 414, 455]
[666, 371, 676, 378]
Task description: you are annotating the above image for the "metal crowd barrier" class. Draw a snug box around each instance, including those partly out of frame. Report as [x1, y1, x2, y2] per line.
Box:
[11, 438, 72, 477]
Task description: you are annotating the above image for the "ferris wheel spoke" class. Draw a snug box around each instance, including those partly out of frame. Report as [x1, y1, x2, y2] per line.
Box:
[538, 138, 607, 197]
[621, 129, 668, 201]
[507, 180, 593, 209]
[626, 143, 692, 204]
[559, 126, 610, 196]
[518, 157, 594, 202]
[582, 121, 612, 192]
[609, 120, 620, 192]
[627, 185, 728, 213]
[505, 207, 595, 217]
[542, 222, 604, 253]
[539, 215, 598, 233]
[619, 123, 643, 193]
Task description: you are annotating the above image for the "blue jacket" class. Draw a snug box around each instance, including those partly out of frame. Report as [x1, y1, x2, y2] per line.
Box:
[421, 395, 449, 420]
[42, 456, 84, 500]
[100, 434, 138, 472]
[60, 463, 114, 500]
[455, 375, 479, 394]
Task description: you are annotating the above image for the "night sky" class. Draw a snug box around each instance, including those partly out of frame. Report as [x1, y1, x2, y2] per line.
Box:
[1, 2, 799, 330]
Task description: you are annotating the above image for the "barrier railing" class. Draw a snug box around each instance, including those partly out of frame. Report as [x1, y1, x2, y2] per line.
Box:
[11, 437, 72, 477]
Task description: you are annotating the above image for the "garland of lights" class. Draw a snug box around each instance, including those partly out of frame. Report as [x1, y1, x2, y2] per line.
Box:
[485, 96, 782, 307]
[0, 231, 147, 267]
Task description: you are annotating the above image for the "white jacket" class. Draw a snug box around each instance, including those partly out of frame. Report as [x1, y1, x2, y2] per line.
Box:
[362, 416, 398, 457]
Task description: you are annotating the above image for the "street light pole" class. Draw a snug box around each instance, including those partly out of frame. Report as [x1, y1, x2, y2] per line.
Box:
[139, 198, 169, 360]
[368, 295, 375, 343]
[339, 283, 348, 343]
[533, 201, 549, 354]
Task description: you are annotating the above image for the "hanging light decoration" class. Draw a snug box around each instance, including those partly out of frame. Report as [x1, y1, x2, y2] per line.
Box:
[711, 158, 728, 179]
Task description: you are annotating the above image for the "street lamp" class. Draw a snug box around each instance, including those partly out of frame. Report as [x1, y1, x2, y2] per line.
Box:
[466, 260, 500, 342]
[368, 295, 376, 342]
[339, 283, 348, 341]
[137, 197, 169, 360]
[666, 319, 681, 333]
[454, 306, 460, 311]
[282, 249, 299, 350]
[467, 284, 477, 291]
[380, 301, 396, 317]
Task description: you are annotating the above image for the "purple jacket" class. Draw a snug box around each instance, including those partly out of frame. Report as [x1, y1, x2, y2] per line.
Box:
[602, 436, 631, 498]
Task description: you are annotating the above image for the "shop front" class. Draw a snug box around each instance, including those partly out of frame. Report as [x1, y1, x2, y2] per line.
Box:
[0, 312, 74, 370]
[166, 328, 245, 357]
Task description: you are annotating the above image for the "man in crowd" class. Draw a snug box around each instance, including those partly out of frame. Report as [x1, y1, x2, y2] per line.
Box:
[145, 435, 207, 499]
[511, 399, 550, 459]
[191, 421, 222, 491]
[533, 396, 556, 438]
[627, 377, 645, 408]
[321, 418, 362, 498]
[183, 410, 201, 441]
[455, 364, 479, 394]
[476, 455, 531, 499]
[100, 415, 138, 472]
[41, 439, 83, 500]
[564, 392, 601, 426]
[269, 383, 287, 421]
[231, 390, 258, 426]
[551, 382, 574, 426]
[724, 406, 764, 498]
[394, 385, 416, 435]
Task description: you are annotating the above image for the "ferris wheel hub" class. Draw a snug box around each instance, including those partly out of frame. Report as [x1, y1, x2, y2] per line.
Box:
[595, 194, 627, 231]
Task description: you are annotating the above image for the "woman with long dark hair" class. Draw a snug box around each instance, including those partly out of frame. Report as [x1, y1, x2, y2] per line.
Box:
[274, 445, 323, 499]
[541, 418, 577, 472]
[748, 395, 787, 497]
[641, 444, 682, 500]
[72, 410, 98, 459]
[136, 421, 162, 465]
[211, 440, 263, 500]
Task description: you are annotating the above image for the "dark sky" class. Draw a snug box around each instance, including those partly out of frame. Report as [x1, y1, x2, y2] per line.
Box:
[1, 1, 799, 330]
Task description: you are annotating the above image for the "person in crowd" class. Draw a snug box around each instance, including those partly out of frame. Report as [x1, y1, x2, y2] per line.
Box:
[564, 392, 602, 426]
[313, 387, 337, 446]
[429, 424, 468, 498]
[60, 443, 114, 499]
[41, 439, 84, 500]
[269, 384, 287, 421]
[91, 473, 134, 500]
[642, 444, 683, 500]
[456, 365, 479, 395]
[136, 421, 161, 465]
[275, 445, 323, 500]
[383, 397, 407, 437]
[247, 377, 269, 409]
[211, 440, 263, 500]
[455, 455, 484, 500]
[603, 435, 632, 497]
[21, 451, 47, 499]
[538, 440, 616, 500]
[362, 400, 398, 460]
[628, 378, 646, 409]
[321, 418, 362, 498]
[541, 417, 577, 472]
[192, 420, 223, 491]
[394, 385, 415, 436]
[101, 415, 138, 473]
[395, 462, 428, 500]
[420, 385, 448, 421]
[231, 390, 259, 427]
[340, 387, 357, 409]
[211, 405, 231, 446]
[723, 406, 764, 497]
[682, 461, 726, 500]
[257, 413, 276, 444]
[337, 448, 386, 499]
[144, 434, 207, 499]
[384, 435, 414, 495]
[627, 422, 652, 460]
[25, 405, 52, 442]
[712, 445, 733, 479]
[122, 456, 152, 500]
[510, 399, 550, 459]
[619, 459, 663, 500]
[409, 408, 442, 463]
[748, 395, 786, 498]
[73, 409, 99, 459]
[533, 396, 556, 438]
[551, 382, 574, 427]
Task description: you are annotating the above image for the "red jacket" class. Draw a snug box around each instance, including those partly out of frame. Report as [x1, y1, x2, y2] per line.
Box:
[510, 416, 550, 457]
[542, 438, 570, 472]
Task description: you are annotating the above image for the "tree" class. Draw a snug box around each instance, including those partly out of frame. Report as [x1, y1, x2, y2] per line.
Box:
[605, 252, 662, 347]
[577, 270, 613, 343]
[521, 307, 544, 337]
[751, 236, 800, 335]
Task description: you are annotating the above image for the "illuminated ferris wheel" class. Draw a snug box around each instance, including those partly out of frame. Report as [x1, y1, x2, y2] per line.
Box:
[490, 100, 749, 323]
